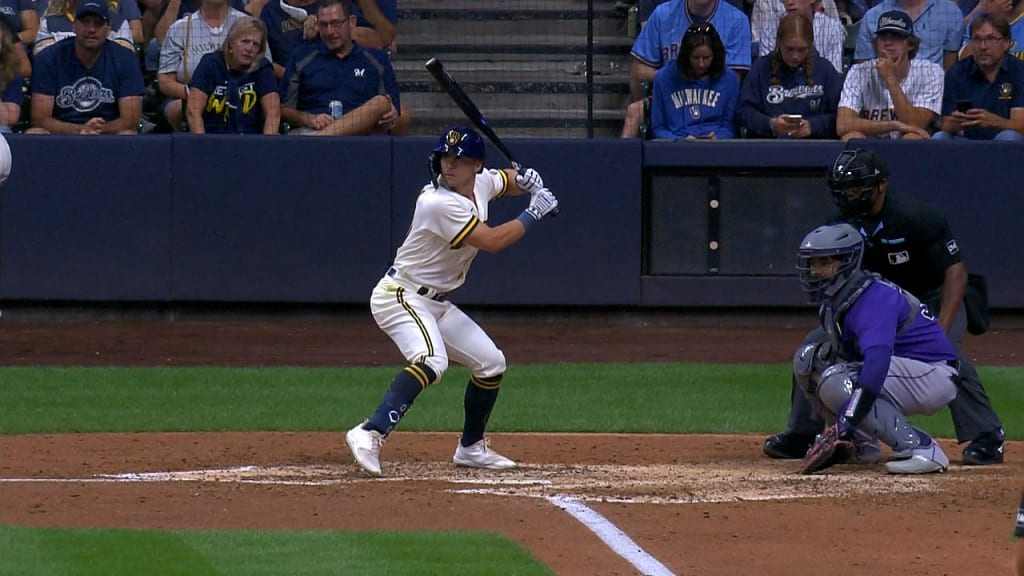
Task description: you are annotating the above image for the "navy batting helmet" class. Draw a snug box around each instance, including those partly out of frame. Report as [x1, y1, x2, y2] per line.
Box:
[827, 148, 888, 218]
[796, 223, 865, 303]
[430, 126, 486, 182]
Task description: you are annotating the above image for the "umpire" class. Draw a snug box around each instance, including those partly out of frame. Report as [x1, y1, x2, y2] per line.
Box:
[763, 147, 1005, 465]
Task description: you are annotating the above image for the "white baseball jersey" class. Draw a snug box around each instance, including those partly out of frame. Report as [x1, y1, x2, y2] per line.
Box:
[756, 11, 847, 73]
[838, 58, 943, 139]
[390, 169, 509, 294]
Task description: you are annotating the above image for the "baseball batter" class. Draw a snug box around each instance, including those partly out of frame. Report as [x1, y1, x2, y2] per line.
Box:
[346, 126, 559, 477]
[795, 223, 957, 474]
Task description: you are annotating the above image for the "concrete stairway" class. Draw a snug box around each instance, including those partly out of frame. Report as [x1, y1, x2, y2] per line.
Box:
[393, 0, 634, 138]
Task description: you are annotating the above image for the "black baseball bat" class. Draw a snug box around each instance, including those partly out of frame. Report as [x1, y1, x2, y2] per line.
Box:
[424, 57, 521, 170]
[424, 57, 558, 215]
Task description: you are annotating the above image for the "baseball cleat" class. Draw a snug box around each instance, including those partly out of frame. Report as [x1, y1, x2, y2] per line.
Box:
[962, 430, 1005, 466]
[762, 432, 815, 459]
[346, 423, 384, 476]
[453, 438, 516, 470]
[885, 443, 949, 474]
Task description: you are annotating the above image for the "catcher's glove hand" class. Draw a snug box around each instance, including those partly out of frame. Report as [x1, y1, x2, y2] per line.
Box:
[798, 423, 854, 475]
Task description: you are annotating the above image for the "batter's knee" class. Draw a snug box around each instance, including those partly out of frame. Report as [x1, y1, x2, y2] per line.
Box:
[420, 355, 449, 384]
[475, 349, 506, 380]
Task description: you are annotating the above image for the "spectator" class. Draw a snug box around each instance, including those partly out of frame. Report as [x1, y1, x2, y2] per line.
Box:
[638, 0, 671, 26]
[37, 0, 143, 43]
[0, 21, 23, 131]
[935, 13, 1024, 140]
[854, 0, 963, 69]
[260, 0, 319, 78]
[27, 1, 144, 134]
[350, 0, 394, 50]
[158, 0, 254, 130]
[738, 13, 842, 138]
[650, 23, 739, 139]
[35, 0, 135, 54]
[835, 0, 882, 24]
[279, 0, 405, 136]
[837, 10, 941, 139]
[187, 16, 279, 133]
[753, 0, 846, 71]
[2, 0, 39, 49]
[154, 0, 245, 43]
[958, 0, 1024, 60]
[623, 0, 751, 137]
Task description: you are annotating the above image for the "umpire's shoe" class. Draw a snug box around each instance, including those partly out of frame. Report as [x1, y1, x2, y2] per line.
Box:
[763, 432, 815, 459]
[346, 423, 385, 476]
[453, 438, 516, 470]
[962, 428, 1005, 466]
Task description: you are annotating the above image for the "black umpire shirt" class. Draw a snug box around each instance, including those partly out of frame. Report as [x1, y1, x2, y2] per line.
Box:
[826, 192, 962, 301]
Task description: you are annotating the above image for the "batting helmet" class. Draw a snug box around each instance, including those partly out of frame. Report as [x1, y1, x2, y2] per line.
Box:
[796, 223, 865, 303]
[429, 126, 486, 182]
[826, 148, 888, 218]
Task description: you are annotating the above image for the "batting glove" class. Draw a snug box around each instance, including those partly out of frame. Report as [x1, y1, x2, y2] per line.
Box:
[515, 168, 545, 195]
[524, 188, 559, 221]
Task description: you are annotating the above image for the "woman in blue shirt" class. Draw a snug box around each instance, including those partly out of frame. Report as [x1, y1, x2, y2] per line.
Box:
[187, 17, 280, 134]
[738, 13, 842, 139]
[650, 22, 739, 140]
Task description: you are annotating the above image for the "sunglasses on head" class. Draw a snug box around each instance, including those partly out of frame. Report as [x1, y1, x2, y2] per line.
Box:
[685, 23, 714, 36]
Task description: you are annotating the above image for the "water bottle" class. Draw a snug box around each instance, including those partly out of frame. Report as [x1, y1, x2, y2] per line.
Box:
[329, 100, 343, 119]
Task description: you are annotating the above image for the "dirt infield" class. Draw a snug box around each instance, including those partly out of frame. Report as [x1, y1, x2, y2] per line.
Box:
[1, 315, 1022, 575]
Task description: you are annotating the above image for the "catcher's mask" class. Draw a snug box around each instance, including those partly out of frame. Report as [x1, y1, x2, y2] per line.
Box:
[429, 126, 486, 183]
[797, 223, 865, 304]
[827, 148, 888, 218]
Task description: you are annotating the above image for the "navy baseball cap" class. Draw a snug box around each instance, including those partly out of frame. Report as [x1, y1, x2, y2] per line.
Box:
[876, 10, 913, 37]
[75, 0, 110, 21]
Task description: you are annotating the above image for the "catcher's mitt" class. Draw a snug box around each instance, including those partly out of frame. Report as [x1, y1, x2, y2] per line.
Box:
[798, 423, 854, 475]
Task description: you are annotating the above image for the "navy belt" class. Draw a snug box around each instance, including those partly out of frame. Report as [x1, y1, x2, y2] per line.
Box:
[387, 267, 447, 301]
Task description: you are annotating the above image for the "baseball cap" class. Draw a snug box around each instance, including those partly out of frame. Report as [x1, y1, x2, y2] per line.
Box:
[876, 10, 913, 37]
[75, 0, 110, 22]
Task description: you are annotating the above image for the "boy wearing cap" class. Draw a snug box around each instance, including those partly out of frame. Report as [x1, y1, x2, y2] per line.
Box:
[27, 1, 145, 134]
[854, 0, 963, 69]
[837, 9, 943, 139]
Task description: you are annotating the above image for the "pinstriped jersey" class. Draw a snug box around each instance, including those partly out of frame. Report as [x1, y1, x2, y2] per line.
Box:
[390, 169, 509, 293]
[838, 58, 943, 138]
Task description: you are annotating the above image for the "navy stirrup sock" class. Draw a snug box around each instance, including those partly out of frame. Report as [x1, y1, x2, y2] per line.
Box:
[367, 363, 435, 435]
[462, 374, 502, 447]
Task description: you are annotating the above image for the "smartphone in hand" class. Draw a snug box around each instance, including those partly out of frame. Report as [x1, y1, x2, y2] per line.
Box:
[956, 100, 973, 113]
[781, 114, 803, 124]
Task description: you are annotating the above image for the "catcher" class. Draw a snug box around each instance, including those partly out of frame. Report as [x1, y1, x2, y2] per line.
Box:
[794, 223, 958, 474]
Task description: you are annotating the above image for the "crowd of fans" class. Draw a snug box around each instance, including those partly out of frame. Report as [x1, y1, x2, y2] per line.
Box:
[0, 0, 398, 134]
[625, 0, 1024, 140]
[0, 0, 1020, 139]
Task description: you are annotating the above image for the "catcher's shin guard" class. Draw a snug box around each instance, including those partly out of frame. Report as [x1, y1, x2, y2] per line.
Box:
[853, 396, 923, 453]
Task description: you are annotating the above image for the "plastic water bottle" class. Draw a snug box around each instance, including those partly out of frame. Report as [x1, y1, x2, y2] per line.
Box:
[329, 100, 343, 119]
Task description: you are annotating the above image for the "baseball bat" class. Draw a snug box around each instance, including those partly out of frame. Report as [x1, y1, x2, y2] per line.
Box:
[424, 57, 520, 170]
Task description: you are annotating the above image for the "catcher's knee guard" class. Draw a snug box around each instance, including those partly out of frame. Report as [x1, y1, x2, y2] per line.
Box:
[816, 363, 859, 416]
[793, 340, 832, 397]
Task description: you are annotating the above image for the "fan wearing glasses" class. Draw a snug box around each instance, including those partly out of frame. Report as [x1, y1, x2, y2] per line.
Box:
[936, 12, 1024, 140]
[650, 23, 740, 139]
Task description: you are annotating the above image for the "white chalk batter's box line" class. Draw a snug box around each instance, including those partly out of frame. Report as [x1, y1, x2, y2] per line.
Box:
[0, 461, 954, 505]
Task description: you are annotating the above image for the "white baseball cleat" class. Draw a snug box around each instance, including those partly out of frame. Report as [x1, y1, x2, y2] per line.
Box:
[346, 423, 384, 476]
[885, 442, 949, 474]
[453, 438, 517, 470]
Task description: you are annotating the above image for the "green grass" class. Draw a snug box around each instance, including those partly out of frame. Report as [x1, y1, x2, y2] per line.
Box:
[0, 526, 554, 576]
[2, 364, 1022, 438]
[3, 362, 1022, 575]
